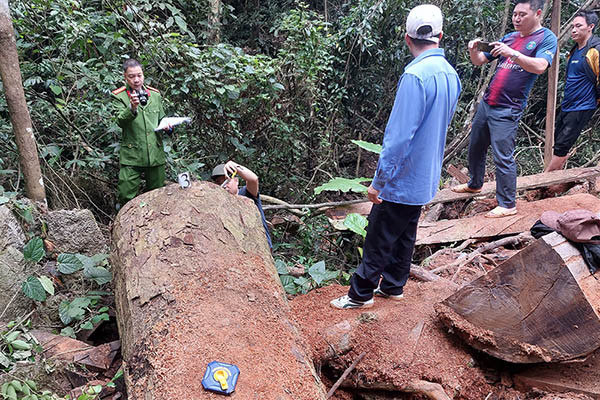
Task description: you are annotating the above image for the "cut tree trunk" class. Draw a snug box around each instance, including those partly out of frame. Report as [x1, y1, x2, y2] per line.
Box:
[111, 181, 326, 399]
[436, 232, 600, 363]
[0, 0, 46, 204]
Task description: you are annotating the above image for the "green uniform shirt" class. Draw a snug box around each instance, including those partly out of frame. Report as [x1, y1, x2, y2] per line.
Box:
[111, 85, 167, 167]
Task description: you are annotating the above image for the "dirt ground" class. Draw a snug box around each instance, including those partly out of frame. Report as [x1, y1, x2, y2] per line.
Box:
[290, 280, 597, 400]
[20, 176, 600, 399]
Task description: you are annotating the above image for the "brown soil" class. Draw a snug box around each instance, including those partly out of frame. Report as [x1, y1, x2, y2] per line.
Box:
[290, 282, 527, 399]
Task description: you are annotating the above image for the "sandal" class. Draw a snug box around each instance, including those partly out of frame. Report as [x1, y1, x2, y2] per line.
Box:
[485, 206, 517, 218]
[451, 183, 482, 194]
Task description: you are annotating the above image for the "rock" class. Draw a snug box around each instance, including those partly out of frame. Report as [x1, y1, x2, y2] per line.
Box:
[46, 209, 107, 256]
[323, 320, 354, 360]
[0, 205, 25, 251]
[0, 246, 34, 320]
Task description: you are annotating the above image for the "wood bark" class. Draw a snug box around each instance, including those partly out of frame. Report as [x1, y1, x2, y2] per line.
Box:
[208, 0, 221, 43]
[0, 0, 45, 203]
[112, 181, 327, 399]
[544, 0, 561, 167]
[436, 232, 600, 363]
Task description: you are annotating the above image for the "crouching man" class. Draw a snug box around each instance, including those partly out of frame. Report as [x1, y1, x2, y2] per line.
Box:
[211, 161, 272, 249]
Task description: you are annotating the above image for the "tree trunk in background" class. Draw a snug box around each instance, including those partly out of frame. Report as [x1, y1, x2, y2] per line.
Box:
[0, 0, 46, 204]
[112, 182, 327, 399]
[208, 0, 221, 44]
[544, 0, 561, 168]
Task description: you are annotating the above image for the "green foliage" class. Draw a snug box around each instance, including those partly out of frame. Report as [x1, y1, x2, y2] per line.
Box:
[343, 213, 368, 238]
[314, 177, 371, 194]
[57, 253, 111, 285]
[1, 378, 60, 400]
[20, 236, 55, 302]
[21, 276, 48, 302]
[58, 297, 91, 325]
[23, 247, 111, 303]
[308, 261, 339, 285]
[351, 140, 382, 154]
[59, 295, 109, 336]
[11, 201, 34, 226]
[0, 321, 39, 372]
[22, 238, 45, 263]
[56, 254, 84, 274]
[275, 257, 340, 294]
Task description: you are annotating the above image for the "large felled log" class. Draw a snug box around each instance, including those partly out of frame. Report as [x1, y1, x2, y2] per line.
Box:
[112, 181, 326, 399]
[436, 232, 600, 363]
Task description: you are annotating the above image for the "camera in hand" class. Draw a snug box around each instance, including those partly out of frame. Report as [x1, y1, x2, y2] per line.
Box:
[477, 41, 495, 53]
[135, 89, 148, 106]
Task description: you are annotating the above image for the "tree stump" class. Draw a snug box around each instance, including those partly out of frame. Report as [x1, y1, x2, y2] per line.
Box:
[112, 181, 326, 399]
[436, 232, 600, 363]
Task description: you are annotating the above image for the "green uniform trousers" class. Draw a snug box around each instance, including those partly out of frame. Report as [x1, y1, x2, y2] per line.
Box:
[117, 164, 166, 205]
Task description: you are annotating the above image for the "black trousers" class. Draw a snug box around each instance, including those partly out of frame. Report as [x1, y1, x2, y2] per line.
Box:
[348, 200, 422, 301]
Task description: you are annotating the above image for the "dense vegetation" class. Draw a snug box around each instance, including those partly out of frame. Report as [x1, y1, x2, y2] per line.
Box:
[2, 2, 599, 397]
[1, 0, 595, 212]
[0, 0, 596, 282]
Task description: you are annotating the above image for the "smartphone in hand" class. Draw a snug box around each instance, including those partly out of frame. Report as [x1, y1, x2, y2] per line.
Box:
[477, 41, 495, 53]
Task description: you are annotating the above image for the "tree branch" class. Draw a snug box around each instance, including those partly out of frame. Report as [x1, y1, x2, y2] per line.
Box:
[326, 352, 366, 398]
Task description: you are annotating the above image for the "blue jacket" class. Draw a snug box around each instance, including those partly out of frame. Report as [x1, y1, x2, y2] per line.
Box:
[371, 48, 461, 205]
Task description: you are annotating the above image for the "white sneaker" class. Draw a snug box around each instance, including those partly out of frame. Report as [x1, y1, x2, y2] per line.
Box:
[330, 295, 374, 310]
[373, 287, 404, 301]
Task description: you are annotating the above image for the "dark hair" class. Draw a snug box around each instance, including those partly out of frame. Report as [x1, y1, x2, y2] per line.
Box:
[515, 0, 545, 12]
[122, 58, 142, 72]
[575, 10, 599, 31]
[409, 26, 441, 47]
[410, 36, 441, 47]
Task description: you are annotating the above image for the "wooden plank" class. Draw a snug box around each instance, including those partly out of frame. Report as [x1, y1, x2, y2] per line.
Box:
[514, 348, 600, 397]
[446, 164, 469, 184]
[436, 232, 600, 363]
[544, 0, 561, 167]
[416, 193, 600, 245]
[325, 168, 600, 226]
[31, 330, 119, 370]
[431, 166, 600, 205]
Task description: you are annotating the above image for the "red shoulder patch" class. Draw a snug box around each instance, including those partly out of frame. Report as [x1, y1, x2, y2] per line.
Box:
[112, 86, 126, 95]
[147, 86, 160, 93]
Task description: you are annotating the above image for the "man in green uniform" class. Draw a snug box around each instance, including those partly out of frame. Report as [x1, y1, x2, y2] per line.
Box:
[111, 58, 169, 207]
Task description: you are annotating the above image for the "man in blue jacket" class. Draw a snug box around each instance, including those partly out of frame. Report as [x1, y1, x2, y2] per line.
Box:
[331, 4, 461, 309]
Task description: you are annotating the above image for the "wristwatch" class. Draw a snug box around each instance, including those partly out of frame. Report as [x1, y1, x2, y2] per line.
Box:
[509, 51, 520, 62]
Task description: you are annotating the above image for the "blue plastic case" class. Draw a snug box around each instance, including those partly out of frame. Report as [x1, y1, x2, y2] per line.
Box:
[201, 361, 240, 395]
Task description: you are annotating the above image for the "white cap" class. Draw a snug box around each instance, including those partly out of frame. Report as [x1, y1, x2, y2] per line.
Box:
[406, 4, 443, 43]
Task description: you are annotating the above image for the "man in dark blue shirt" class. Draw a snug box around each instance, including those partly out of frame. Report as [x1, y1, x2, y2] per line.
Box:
[211, 161, 272, 249]
[546, 10, 599, 172]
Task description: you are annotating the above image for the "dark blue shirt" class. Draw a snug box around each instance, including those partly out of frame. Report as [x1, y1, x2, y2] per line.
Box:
[238, 186, 272, 249]
[562, 46, 597, 111]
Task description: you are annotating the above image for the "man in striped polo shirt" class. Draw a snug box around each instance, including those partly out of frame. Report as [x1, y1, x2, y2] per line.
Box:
[452, 0, 557, 218]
